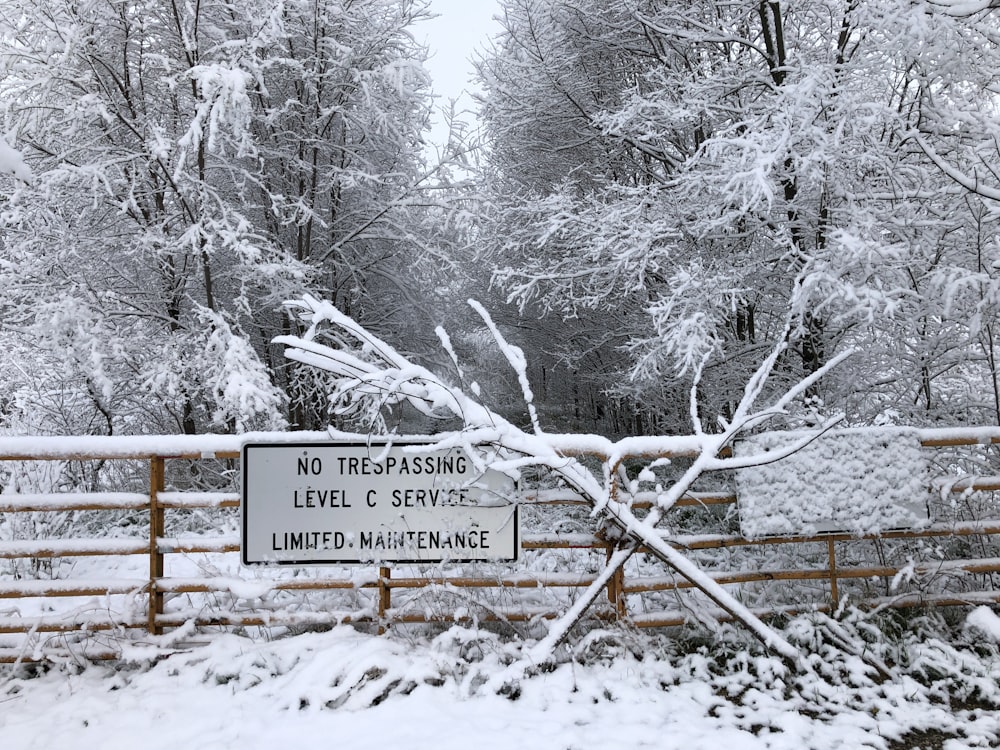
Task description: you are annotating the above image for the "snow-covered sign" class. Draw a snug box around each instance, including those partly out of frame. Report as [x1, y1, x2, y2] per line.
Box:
[734, 430, 929, 538]
[241, 442, 518, 564]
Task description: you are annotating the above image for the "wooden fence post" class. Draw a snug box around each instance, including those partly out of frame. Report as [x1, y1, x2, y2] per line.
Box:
[148, 456, 165, 635]
[606, 544, 627, 620]
[378, 565, 391, 634]
[604, 459, 628, 620]
[828, 538, 840, 610]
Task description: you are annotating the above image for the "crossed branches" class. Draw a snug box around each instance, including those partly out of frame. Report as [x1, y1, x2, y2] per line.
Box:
[276, 294, 853, 676]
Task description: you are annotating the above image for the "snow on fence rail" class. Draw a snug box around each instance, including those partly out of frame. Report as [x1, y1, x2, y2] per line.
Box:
[2, 429, 1000, 663]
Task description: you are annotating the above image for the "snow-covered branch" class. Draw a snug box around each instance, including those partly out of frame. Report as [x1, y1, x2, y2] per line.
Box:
[926, 0, 1000, 17]
[279, 295, 854, 676]
[912, 133, 1000, 204]
[0, 133, 33, 183]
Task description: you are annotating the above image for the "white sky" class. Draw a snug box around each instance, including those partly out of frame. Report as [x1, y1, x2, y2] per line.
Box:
[419, 0, 502, 148]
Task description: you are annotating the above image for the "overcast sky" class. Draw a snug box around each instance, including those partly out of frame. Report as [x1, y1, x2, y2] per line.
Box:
[419, 0, 502, 148]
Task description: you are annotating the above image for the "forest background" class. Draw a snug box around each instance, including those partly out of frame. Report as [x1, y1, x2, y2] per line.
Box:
[1, 0, 999, 446]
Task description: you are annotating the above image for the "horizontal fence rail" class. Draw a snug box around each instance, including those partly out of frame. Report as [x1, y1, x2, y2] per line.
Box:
[2, 428, 1000, 663]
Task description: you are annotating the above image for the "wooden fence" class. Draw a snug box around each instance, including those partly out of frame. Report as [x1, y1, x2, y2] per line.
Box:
[2, 430, 1000, 663]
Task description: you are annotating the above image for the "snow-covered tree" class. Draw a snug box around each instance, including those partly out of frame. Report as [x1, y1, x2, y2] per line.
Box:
[477, 0, 1000, 430]
[0, 0, 463, 435]
[237, 0, 476, 427]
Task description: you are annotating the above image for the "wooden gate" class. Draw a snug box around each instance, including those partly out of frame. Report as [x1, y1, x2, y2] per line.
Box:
[2, 429, 1000, 663]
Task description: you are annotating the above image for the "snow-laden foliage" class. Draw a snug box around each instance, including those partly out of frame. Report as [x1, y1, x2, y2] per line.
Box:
[192, 309, 288, 433]
[0, 132, 31, 183]
[477, 0, 1000, 431]
[0, 0, 471, 437]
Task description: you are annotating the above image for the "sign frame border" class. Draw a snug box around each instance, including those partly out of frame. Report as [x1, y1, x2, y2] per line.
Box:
[241, 440, 520, 565]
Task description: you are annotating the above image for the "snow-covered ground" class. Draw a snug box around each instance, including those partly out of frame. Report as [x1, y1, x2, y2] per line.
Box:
[4, 611, 1000, 750]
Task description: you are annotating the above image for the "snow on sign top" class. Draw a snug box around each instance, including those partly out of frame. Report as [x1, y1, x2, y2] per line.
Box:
[734, 429, 930, 539]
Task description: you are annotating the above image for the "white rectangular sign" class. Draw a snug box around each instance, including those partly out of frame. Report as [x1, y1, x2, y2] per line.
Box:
[241, 442, 519, 564]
